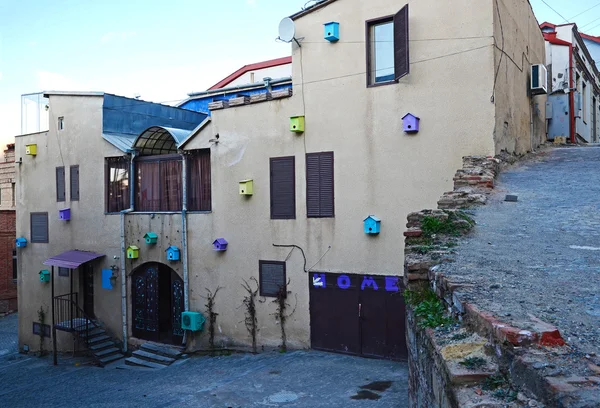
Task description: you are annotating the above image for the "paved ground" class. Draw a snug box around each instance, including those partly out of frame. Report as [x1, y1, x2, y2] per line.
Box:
[441, 147, 600, 374]
[0, 314, 408, 407]
[0, 312, 18, 357]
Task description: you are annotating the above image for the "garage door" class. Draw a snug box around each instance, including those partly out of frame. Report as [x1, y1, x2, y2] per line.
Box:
[309, 272, 407, 360]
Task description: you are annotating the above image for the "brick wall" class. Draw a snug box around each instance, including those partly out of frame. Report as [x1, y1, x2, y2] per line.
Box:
[0, 143, 16, 313]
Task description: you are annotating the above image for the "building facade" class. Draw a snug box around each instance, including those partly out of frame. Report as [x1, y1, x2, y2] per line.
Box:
[542, 22, 600, 143]
[17, 0, 545, 359]
[0, 144, 16, 313]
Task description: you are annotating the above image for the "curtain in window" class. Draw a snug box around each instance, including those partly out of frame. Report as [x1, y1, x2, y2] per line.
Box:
[106, 157, 130, 213]
[136, 161, 161, 211]
[161, 160, 182, 211]
[188, 150, 211, 211]
[136, 158, 183, 211]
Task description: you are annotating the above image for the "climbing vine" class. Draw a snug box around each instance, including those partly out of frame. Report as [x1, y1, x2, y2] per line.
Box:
[204, 287, 221, 354]
[37, 306, 47, 357]
[241, 277, 260, 353]
[272, 278, 297, 353]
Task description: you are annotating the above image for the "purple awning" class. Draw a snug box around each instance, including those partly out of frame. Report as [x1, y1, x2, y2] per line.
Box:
[43, 250, 105, 269]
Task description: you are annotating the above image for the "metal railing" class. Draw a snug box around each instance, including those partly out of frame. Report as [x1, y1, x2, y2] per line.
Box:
[53, 293, 99, 344]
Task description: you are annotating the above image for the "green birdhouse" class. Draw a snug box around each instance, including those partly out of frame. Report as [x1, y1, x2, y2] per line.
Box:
[127, 245, 139, 259]
[144, 232, 158, 244]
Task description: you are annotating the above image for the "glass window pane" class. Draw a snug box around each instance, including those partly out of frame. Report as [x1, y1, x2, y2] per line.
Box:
[370, 21, 394, 84]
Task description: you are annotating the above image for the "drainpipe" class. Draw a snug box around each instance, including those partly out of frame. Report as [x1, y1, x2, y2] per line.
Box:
[569, 44, 576, 144]
[181, 153, 189, 346]
[119, 150, 136, 353]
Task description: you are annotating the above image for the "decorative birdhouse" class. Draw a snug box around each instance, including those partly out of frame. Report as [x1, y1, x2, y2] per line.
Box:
[402, 113, 420, 133]
[39, 270, 50, 283]
[290, 116, 305, 133]
[213, 238, 228, 251]
[144, 232, 158, 244]
[15, 237, 27, 248]
[363, 215, 381, 234]
[59, 208, 71, 221]
[324, 21, 340, 42]
[239, 180, 253, 195]
[166, 246, 180, 261]
[25, 144, 37, 156]
[127, 245, 139, 259]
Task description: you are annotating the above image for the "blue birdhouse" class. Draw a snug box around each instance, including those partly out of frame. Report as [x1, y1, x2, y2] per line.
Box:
[39, 270, 50, 283]
[16, 237, 27, 248]
[402, 113, 420, 133]
[363, 215, 381, 235]
[166, 246, 180, 261]
[59, 208, 70, 221]
[144, 232, 158, 244]
[213, 238, 228, 251]
[324, 21, 340, 42]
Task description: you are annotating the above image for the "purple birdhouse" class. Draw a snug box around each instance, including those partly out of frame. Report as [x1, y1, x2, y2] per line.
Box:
[402, 113, 420, 133]
[59, 208, 71, 221]
[213, 238, 228, 251]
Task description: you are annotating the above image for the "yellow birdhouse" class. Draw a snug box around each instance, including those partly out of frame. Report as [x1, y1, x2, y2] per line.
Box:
[127, 245, 139, 259]
[290, 116, 305, 133]
[239, 179, 253, 195]
[26, 144, 37, 156]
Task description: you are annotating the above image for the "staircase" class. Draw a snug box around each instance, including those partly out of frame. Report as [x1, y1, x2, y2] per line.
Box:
[53, 293, 125, 366]
[124, 342, 183, 369]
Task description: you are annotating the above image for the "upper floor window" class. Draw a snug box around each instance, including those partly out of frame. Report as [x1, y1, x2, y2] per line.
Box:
[58, 116, 64, 130]
[306, 152, 334, 218]
[136, 155, 182, 212]
[188, 149, 211, 212]
[105, 157, 130, 213]
[366, 5, 409, 86]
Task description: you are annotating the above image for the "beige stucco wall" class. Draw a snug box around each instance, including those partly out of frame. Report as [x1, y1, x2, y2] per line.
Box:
[16, 95, 124, 352]
[492, 0, 547, 154]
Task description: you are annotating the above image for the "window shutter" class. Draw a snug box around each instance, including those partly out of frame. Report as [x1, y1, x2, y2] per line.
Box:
[70, 165, 79, 201]
[394, 4, 410, 80]
[306, 152, 334, 218]
[270, 156, 296, 219]
[31, 212, 49, 243]
[56, 167, 65, 202]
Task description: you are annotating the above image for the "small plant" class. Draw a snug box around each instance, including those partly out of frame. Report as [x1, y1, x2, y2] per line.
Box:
[37, 306, 47, 357]
[272, 279, 297, 353]
[241, 278, 260, 354]
[483, 373, 509, 390]
[204, 287, 222, 355]
[492, 388, 518, 402]
[404, 287, 453, 328]
[459, 357, 487, 369]
[421, 212, 474, 238]
[403, 287, 438, 307]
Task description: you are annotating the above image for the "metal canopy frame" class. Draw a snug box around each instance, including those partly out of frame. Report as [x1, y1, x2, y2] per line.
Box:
[134, 127, 179, 156]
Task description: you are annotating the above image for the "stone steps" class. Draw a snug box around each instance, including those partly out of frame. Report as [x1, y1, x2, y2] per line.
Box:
[124, 357, 167, 370]
[139, 342, 183, 359]
[124, 342, 183, 370]
[132, 350, 175, 365]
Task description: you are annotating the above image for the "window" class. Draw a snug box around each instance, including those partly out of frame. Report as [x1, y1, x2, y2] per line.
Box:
[11, 182, 15, 207]
[366, 5, 409, 86]
[30, 212, 49, 243]
[56, 166, 65, 202]
[58, 267, 69, 277]
[270, 156, 296, 219]
[106, 157, 130, 212]
[12, 249, 17, 280]
[70, 165, 79, 201]
[58, 117, 64, 130]
[259, 261, 286, 297]
[306, 152, 334, 218]
[188, 149, 211, 212]
[583, 81, 588, 123]
[136, 155, 182, 212]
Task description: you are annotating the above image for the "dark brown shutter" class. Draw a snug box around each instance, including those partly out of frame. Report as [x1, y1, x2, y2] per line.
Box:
[70, 165, 79, 201]
[188, 150, 211, 211]
[394, 4, 409, 80]
[56, 167, 65, 202]
[306, 152, 334, 218]
[31, 212, 49, 243]
[270, 156, 296, 219]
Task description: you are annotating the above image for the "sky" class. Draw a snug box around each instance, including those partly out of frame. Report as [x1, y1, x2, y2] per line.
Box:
[0, 0, 598, 146]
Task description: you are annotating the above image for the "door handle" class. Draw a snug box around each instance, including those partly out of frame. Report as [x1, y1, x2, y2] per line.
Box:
[358, 303, 362, 318]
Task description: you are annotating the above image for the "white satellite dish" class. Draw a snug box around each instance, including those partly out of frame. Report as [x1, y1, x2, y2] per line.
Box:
[278, 17, 296, 43]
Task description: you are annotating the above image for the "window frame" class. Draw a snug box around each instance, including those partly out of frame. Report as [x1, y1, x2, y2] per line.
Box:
[70, 165, 79, 201]
[56, 166, 66, 202]
[12, 248, 17, 281]
[306, 152, 335, 218]
[187, 149, 212, 213]
[135, 154, 183, 212]
[259, 260, 287, 298]
[366, 15, 396, 88]
[30, 212, 49, 243]
[270, 156, 296, 220]
[105, 156, 130, 214]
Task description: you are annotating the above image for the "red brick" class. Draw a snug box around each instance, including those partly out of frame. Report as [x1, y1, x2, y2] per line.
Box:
[404, 229, 423, 238]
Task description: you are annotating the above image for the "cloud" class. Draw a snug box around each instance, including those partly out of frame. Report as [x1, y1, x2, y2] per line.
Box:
[37, 71, 87, 91]
[246, 0, 257, 6]
[0, 72, 2, 81]
[100, 31, 137, 44]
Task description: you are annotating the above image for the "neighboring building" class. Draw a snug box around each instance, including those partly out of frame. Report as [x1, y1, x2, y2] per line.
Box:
[541, 22, 600, 143]
[0, 144, 16, 313]
[16, 0, 545, 361]
[179, 57, 292, 115]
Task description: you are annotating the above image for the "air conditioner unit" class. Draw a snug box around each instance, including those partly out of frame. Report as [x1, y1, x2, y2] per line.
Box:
[181, 311, 206, 331]
[531, 64, 548, 95]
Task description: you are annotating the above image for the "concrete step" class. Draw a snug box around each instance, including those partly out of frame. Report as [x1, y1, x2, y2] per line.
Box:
[132, 350, 175, 366]
[125, 357, 167, 370]
[83, 328, 106, 339]
[89, 341, 115, 351]
[99, 353, 124, 366]
[139, 342, 182, 359]
[94, 347, 120, 358]
[87, 335, 110, 345]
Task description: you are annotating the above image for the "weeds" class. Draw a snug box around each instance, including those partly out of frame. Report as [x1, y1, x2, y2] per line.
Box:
[204, 287, 222, 354]
[483, 373, 509, 390]
[272, 279, 297, 353]
[241, 278, 260, 354]
[459, 357, 487, 370]
[404, 288, 454, 329]
[421, 212, 474, 238]
[37, 306, 47, 356]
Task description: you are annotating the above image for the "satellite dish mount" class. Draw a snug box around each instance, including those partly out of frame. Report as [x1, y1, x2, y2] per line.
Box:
[278, 17, 302, 47]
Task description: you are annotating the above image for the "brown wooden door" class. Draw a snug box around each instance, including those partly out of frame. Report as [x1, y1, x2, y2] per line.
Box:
[309, 272, 407, 360]
[83, 264, 95, 318]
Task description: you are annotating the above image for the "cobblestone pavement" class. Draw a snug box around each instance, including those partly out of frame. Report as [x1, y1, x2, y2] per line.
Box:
[441, 146, 600, 375]
[0, 343, 408, 407]
[0, 312, 18, 358]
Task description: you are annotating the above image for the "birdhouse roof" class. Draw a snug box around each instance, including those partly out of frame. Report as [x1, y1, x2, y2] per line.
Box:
[166, 246, 179, 252]
[128, 245, 139, 250]
[213, 238, 228, 245]
[402, 113, 420, 120]
[364, 215, 381, 222]
[239, 179, 252, 183]
[144, 232, 158, 238]
[16, 237, 27, 242]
